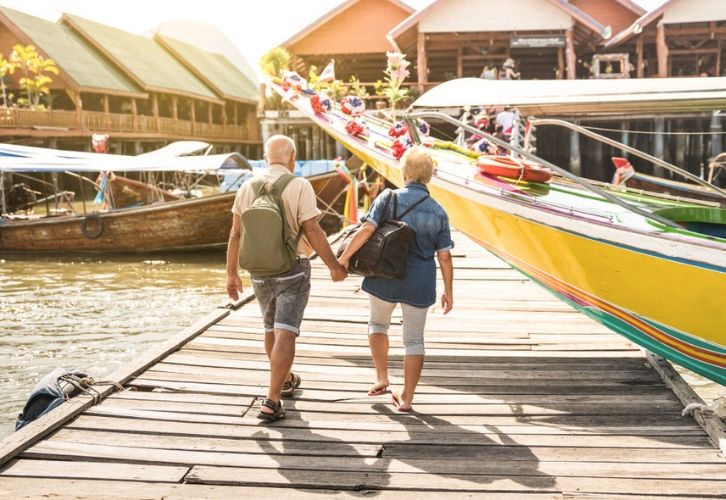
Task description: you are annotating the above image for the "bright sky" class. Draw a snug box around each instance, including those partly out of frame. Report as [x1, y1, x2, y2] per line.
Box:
[0, 0, 666, 71]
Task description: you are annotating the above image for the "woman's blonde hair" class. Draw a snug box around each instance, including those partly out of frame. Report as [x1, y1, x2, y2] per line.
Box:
[401, 146, 434, 184]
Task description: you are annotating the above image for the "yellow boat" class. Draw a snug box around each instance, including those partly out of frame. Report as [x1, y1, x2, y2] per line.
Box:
[271, 80, 726, 385]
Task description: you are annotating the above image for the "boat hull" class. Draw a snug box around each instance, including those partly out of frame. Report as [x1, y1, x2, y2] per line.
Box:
[0, 171, 348, 253]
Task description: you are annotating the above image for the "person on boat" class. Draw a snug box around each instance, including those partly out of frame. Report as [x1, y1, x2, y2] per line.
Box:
[337, 146, 454, 412]
[226, 135, 347, 422]
[495, 107, 516, 138]
[501, 58, 521, 80]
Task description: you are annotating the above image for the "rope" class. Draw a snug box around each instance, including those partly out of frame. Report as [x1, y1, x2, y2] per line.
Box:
[581, 125, 726, 136]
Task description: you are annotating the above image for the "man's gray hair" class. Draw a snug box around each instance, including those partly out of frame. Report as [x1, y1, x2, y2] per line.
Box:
[264, 135, 296, 161]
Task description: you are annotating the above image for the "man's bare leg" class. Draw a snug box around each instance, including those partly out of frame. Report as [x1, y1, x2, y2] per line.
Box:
[262, 329, 297, 413]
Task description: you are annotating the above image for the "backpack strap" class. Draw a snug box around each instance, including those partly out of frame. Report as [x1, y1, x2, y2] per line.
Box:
[398, 193, 430, 219]
[272, 173, 304, 245]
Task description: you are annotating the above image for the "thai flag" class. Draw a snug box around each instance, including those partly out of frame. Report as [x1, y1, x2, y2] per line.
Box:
[319, 60, 335, 83]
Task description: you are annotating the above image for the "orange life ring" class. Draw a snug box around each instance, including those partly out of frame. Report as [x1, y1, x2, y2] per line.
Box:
[476, 155, 553, 183]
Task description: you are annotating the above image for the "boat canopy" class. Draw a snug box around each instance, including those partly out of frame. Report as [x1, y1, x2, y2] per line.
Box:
[411, 77, 726, 116]
[0, 152, 251, 173]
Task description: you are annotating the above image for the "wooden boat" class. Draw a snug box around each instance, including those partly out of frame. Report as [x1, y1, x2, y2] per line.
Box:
[0, 150, 350, 252]
[271, 78, 726, 385]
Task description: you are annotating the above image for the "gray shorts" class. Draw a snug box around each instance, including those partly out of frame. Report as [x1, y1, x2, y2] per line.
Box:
[251, 259, 311, 336]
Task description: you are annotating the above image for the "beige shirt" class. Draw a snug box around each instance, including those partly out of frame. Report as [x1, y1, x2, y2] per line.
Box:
[231, 164, 322, 257]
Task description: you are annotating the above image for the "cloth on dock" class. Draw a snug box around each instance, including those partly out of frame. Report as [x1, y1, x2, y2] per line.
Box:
[15, 367, 89, 431]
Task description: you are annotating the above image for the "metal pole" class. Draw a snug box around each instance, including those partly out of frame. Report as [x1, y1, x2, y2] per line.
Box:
[0, 172, 6, 215]
[406, 111, 685, 229]
[528, 117, 726, 199]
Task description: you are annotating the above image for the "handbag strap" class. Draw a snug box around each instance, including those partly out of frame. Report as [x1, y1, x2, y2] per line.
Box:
[397, 193, 430, 219]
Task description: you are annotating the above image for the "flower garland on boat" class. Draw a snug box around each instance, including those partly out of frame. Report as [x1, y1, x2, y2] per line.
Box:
[345, 118, 369, 138]
[388, 119, 430, 139]
[310, 91, 332, 114]
[391, 136, 413, 160]
[341, 95, 365, 116]
[281, 71, 307, 91]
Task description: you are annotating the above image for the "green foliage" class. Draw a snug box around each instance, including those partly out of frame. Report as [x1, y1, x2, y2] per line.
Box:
[260, 47, 291, 78]
[348, 76, 369, 99]
[380, 51, 410, 111]
[9, 44, 59, 110]
[0, 54, 18, 108]
[308, 65, 348, 100]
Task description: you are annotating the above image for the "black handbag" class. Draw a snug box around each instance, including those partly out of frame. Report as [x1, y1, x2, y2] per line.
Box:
[337, 190, 429, 280]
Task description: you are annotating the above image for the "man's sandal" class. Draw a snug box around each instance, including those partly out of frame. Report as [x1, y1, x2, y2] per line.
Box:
[257, 399, 285, 422]
[281, 371, 301, 398]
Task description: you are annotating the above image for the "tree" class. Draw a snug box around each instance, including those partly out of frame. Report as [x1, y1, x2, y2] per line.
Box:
[10, 44, 59, 110]
[260, 47, 291, 78]
[0, 54, 18, 108]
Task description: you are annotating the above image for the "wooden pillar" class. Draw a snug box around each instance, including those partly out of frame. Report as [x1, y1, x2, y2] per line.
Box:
[417, 31, 427, 92]
[636, 36, 644, 78]
[675, 119, 685, 170]
[621, 120, 629, 158]
[456, 47, 463, 78]
[711, 111, 722, 160]
[653, 117, 665, 176]
[233, 103, 239, 126]
[190, 99, 196, 136]
[103, 94, 110, 129]
[569, 126, 581, 176]
[151, 93, 160, 132]
[557, 47, 564, 79]
[565, 29, 576, 80]
[716, 40, 722, 77]
[656, 24, 669, 78]
[75, 93, 83, 128]
[171, 95, 178, 121]
[131, 97, 138, 130]
[208, 102, 213, 125]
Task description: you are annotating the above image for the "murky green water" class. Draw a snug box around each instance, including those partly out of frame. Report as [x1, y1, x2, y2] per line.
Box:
[0, 251, 231, 438]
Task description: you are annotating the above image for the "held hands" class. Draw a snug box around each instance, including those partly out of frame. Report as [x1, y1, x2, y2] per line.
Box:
[330, 261, 348, 282]
[226, 274, 244, 301]
[440, 291, 453, 314]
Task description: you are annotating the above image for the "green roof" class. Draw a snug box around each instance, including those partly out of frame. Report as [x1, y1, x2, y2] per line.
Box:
[157, 35, 258, 103]
[0, 7, 143, 96]
[63, 14, 219, 101]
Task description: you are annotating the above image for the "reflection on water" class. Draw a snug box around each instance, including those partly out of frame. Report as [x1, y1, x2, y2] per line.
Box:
[0, 251, 231, 438]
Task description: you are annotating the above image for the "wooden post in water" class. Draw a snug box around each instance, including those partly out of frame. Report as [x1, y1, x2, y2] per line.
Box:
[0, 173, 6, 215]
[711, 111, 722, 160]
[654, 117, 665, 177]
[569, 125, 581, 176]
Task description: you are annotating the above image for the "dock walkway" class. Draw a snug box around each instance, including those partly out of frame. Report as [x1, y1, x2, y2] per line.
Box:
[0, 232, 723, 498]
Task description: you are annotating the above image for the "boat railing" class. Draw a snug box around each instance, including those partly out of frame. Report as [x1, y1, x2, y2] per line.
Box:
[527, 117, 726, 200]
[405, 111, 683, 230]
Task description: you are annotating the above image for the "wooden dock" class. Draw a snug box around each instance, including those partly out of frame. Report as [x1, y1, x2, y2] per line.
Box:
[0, 231, 723, 498]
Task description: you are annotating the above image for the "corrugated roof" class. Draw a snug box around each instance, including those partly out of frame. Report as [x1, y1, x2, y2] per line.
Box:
[0, 7, 144, 97]
[62, 13, 221, 102]
[155, 35, 258, 103]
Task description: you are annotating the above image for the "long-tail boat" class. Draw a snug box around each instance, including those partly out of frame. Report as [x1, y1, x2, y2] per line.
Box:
[0, 148, 349, 253]
[270, 77, 726, 385]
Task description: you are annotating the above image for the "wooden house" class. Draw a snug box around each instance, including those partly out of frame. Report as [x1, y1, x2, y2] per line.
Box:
[0, 7, 261, 155]
[387, 0, 640, 87]
[605, 0, 726, 78]
[281, 0, 414, 85]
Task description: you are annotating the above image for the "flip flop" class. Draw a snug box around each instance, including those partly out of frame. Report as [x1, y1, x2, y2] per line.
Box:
[391, 391, 412, 413]
[281, 371, 301, 398]
[367, 384, 389, 397]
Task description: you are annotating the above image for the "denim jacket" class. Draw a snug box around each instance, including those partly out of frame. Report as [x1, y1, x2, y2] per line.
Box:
[361, 183, 454, 307]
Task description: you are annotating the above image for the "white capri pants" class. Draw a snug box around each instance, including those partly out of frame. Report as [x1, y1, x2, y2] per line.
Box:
[368, 294, 428, 355]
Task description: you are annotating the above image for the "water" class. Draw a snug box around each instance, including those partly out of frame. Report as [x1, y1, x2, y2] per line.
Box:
[0, 251, 231, 438]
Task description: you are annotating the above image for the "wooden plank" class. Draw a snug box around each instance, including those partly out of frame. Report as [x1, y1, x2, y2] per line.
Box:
[0, 459, 188, 483]
[0, 477, 560, 499]
[0, 305, 243, 468]
[646, 352, 726, 454]
[186, 465, 726, 495]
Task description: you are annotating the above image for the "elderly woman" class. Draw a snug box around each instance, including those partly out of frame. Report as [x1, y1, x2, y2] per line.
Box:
[338, 146, 454, 412]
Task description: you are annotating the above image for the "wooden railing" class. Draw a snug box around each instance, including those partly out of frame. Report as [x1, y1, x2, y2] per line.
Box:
[0, 107, 252, 142]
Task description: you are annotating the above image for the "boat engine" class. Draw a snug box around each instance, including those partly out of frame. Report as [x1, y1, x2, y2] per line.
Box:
[4, 183, 38, 214]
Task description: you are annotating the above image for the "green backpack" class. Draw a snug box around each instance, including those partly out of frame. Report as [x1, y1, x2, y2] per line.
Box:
[238, 174, 302, 277]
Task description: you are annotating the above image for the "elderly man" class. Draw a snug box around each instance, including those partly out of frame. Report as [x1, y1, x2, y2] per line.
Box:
[226, 135, 347, 422]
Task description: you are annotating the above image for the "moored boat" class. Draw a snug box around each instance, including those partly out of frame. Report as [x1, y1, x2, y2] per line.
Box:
[270, 77, 726, 385]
